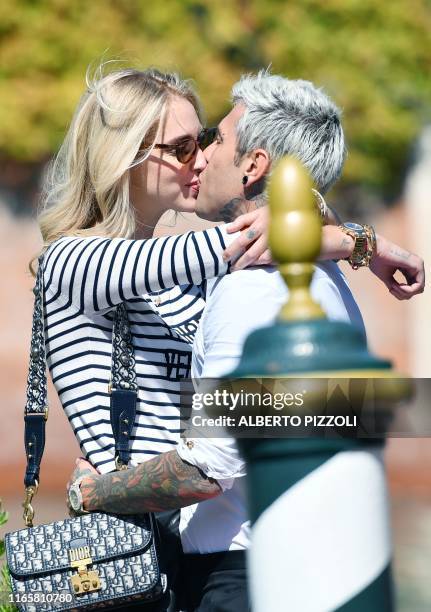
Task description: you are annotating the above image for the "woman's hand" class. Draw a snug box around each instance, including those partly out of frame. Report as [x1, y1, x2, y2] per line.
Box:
[223, 207, 272, 271]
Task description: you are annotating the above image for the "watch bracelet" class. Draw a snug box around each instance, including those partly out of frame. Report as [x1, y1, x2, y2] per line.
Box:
[364, 224, 377, 254]
[70, 474, 90, 515]
[339, 223, 376, 270]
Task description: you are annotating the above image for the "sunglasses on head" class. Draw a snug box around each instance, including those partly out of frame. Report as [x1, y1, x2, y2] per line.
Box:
[153, 126, 218, 164]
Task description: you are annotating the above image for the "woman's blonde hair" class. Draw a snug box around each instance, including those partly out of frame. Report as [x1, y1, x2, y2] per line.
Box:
[35, 65, 201, 267]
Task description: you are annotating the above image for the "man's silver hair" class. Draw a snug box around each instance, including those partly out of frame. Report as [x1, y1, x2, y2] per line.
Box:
[231, 71, 346, 194]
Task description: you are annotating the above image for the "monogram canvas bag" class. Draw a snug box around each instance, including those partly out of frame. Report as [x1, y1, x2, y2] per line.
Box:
[5, 257, 167, 611]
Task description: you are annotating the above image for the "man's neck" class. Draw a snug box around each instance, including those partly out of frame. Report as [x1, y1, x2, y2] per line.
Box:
[218, 191, 267, 223]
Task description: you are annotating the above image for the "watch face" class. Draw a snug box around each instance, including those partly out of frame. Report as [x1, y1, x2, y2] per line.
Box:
[69, 488, 81, 512]
[344, 222, 363, 231]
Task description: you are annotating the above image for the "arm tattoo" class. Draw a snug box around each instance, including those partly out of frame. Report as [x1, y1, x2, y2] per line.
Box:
[389, 248, 411, 261]
[81, 450, 222, 514]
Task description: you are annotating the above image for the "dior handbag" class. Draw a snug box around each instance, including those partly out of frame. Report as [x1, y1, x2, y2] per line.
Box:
[5, 257, 167, 611]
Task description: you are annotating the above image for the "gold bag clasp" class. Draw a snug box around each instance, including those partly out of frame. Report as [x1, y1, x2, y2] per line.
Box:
[69, 545, 101, 595]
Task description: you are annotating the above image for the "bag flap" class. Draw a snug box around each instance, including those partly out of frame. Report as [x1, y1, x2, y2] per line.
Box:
[6, 512, 153, 577]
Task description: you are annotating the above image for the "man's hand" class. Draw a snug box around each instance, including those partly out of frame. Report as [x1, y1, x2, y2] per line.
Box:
[370, 235, 425, 300]
[66, 457, 98, 516]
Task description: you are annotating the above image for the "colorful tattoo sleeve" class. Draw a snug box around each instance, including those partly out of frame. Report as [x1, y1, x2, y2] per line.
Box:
[80, 450, 222, 514]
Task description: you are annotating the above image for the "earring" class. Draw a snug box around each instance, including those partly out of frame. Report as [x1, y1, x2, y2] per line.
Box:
[242, 176, 248, 185]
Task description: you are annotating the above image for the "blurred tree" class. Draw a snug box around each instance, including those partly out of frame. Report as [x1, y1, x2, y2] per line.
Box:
[0, 0, 430, 199]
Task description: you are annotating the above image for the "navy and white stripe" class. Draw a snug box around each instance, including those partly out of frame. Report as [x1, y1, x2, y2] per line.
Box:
[43, 228, 231, 473]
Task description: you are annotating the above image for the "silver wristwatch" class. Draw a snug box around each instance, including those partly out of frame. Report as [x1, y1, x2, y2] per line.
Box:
[68, 475, 90, 515]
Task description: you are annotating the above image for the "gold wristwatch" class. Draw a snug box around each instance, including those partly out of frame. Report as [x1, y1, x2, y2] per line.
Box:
[339, 222, 375, 269]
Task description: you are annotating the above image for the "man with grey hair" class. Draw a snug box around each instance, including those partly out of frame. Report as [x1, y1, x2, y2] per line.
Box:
[179, 72, 371, 612]
[176, 72, 368, 612]
[68, 72, 424, 611]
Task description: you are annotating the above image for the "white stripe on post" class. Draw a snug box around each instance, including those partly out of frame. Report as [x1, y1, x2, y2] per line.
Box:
[249, 446, 391, 612]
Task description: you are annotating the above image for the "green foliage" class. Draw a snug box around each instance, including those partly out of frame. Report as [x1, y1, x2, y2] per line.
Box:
[0, 565, 16, 612]
[0, 510, 6, 558]
[0, 502, 17, 612]
[0, 0, 430, 195]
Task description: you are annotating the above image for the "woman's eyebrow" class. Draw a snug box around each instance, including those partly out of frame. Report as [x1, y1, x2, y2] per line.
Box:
[164, 133, 193, 145]
[164, 127, 203, 145]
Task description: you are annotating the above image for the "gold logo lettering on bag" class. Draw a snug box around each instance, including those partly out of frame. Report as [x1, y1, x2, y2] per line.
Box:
[69, 545, 101, 595]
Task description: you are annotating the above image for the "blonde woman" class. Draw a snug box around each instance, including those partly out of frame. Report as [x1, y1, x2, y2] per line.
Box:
[35, 67, 271, 610]
[38, 67, 269, 471]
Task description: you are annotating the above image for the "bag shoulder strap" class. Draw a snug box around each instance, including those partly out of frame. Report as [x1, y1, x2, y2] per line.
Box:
[110, 303, 138, 470]
[23, 255, 138, 525]
[24, 256, 48, 492]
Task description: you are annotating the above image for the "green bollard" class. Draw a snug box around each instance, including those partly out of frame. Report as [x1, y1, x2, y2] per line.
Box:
[228, 157, 411, 612]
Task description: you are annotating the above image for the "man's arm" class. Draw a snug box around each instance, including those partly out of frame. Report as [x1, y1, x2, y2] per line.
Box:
[70, 450, 222, 515]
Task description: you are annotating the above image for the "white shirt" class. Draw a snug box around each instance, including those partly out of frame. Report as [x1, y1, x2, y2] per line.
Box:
[177, 262, 366, 554]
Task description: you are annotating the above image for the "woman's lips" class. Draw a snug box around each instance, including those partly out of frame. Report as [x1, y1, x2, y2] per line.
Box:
[187, 182, 200, 195]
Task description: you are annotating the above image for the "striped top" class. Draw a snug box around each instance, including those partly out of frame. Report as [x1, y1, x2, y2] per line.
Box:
[42, 227, 232, 473]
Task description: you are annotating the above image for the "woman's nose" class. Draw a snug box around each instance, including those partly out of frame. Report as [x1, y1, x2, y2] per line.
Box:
[203, 141, 216, 162]
[194, 146, 208, 172]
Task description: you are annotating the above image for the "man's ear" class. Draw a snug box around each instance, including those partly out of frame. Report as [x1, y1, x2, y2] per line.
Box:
[243, 149, 271, 186]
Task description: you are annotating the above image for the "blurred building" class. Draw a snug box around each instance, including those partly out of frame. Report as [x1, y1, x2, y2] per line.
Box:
[0, 131, 430, 606]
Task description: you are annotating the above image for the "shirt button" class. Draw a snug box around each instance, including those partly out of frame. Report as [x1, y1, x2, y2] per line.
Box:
[154, 297, 161, 306]
[186, 440, 194, 449]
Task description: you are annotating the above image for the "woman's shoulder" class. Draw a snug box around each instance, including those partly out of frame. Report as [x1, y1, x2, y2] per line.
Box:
[42, 236, 111, 281]
[46, 234, 106, 248]
[44, 234, 108, 257]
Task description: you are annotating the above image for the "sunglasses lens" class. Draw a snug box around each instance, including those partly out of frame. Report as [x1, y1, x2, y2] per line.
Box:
[177, 139, 197, 163]
[198, 127, 217, 149]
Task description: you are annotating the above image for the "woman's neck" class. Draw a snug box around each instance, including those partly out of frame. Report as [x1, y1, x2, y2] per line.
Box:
[130, 186, 165, 239]
[133, 218, 159, 239]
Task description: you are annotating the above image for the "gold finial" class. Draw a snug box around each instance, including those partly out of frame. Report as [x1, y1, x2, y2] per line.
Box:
[268, 156, 325, 321]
